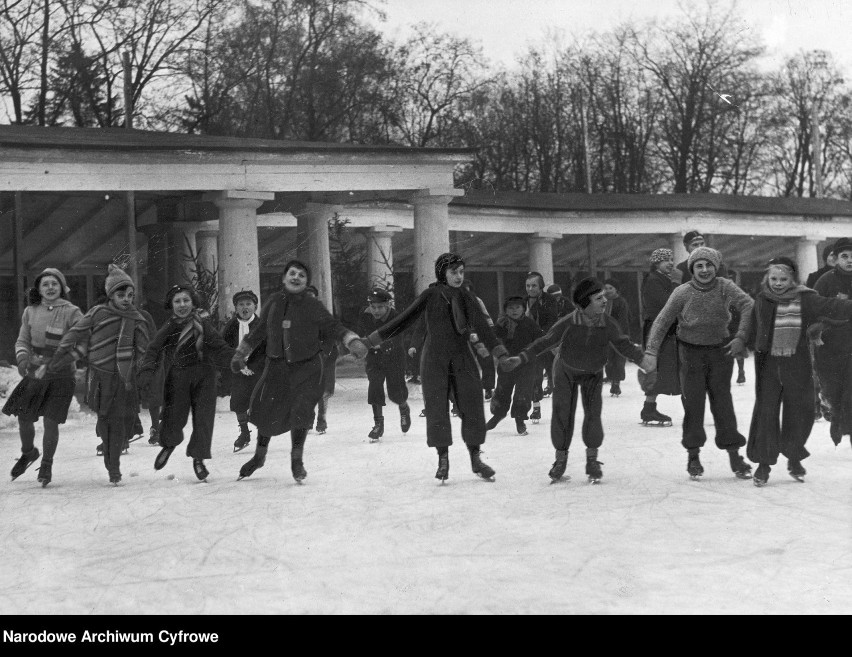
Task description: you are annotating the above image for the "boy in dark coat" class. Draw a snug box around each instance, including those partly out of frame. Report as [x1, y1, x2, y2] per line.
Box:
[525, 272, 559, 418]
[603, 278, 631, 397]
[220, 290, 264, 452]
[362, 253, 509, 482]
[231, 261, 367, 483]
[486, 296, 543, 435]
[357, 287, 411, 441]
[502, 278, 652, 483]
[675, 231, 729, 283]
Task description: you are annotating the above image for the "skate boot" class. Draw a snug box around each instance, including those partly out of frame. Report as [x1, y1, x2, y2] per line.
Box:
[315, 396, 328, 434]
[37, 461, 52, 488]
[109, 472, 122, 486]
[10, 448, 40, 481]
[315, 417, 327, 434]
[687, 448, 704, 480]
[233, 425, 251, 452]
[485, 415, 502, 431]
[291, 459, 308, 484]
[610, 382, 621, 397]
[736, 370, 746, 385]
[368, 417, 384, 442]
[154, 445, 175, 471]
[530, 406, 542, 424]
[549, 450, 568, 483]
[96, 442, 104, 456]
[586, 449, 603, 484]
[435, 453, 449, 483]
[148, 426, 160, 446]
[451, 405, 459, 417]
[419, 408, 426, 417]
[641, 402, 672, 426]
[516, 419, 528, 436]
[193, 458, 209, 482]
[787, 459, 806, 482]
[753, 463, 770, 487]
[542, 386, 553, 398]
[728, 449, 752, 479]
[484, 389, 493, 401]
[469, 448, 495, 481]
[238, 440, 269, 480]
[400, 404, 412, 434]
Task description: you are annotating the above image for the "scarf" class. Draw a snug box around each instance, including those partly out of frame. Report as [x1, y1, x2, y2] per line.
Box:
[173, 311, 205, 360]
[238, 316, 255, 344]
[40, 299, 72, 355]
[761, 281, 808, 356]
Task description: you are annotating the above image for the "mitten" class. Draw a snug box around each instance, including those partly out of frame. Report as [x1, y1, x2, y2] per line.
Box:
[230, 353, 247, 374]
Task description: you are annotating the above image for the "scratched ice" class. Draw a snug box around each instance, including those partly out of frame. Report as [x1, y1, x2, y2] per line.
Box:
[1, 362, 850, 614]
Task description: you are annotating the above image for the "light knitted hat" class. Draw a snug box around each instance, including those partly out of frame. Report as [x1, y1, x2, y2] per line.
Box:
[687, 246, 722, 273]
[104, 263, 134, 297]
[37, 268, 70, 295]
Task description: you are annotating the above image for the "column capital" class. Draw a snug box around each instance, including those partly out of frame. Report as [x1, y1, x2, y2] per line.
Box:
[203, 190, 273, 208]
[528, 231, 561, 242]
[196, 228, 219, 239]
[369, 225, 404, 234]
[410, 191, 460, 206]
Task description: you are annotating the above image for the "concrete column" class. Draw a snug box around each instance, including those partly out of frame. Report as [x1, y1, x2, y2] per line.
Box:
[412, 194, 452, 293]
[367, 225, 404, 292]
[527, 232, 561, 286]
[297, 202, 335, 313]
[205, 191, 272, 321]
[195, 229, 219, 276]
[796, 237, 821, 282]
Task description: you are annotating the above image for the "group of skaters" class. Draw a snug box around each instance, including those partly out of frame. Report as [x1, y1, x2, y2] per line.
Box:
[5, 229, 852, 489]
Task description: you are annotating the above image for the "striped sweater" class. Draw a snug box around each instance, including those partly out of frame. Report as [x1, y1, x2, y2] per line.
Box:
[15, 300, 83, 378]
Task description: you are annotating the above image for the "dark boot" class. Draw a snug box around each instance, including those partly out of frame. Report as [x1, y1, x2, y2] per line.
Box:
[368, 416, 384, 442]
[687, 448, 704, 479]
[11, 447, 40, 481]
[728, 449, 752, 479]
[468, 446, 495, 481]
[787, 459, 806, 481]
[37, 460, 52, 488]
[549, 449, 568, 482]
[435, 448, 449, 482]
[233, 423, 251, 452]
[239, 435, 270, 480]
[485, 415, 502, 431]
[148, 426, 160, 446]
[753, 463, 771, 487]
[400, 403, 411, 434]
[193, 458, 209, 481]
[154, 445, 175, 471]
[585, 448, 603, 483]
[515, 418, 528, 435]
[530, 406, 541, 423]
[316, 395, 328, 434]
[291, 429, 308, 483]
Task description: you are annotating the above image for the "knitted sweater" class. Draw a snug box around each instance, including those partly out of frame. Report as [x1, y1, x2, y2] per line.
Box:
[645, 278, 754, 356]
[15, 300, 83, 379]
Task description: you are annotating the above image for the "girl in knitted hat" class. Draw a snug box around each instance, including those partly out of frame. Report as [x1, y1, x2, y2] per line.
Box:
[3, 268, 83, 485]
[139, 284, 234, 482]
[639, 248, 680, 426]
[501, 278, 653, 483]
[644, 246, 754, 481]
[361, 253, 509, 482]
[44, 264, 149, 485]
[746, 258, 852, 485]
[231, 261, 367, 483]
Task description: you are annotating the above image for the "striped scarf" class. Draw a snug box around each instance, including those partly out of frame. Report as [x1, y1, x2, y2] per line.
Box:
[174, 311, 205, 359]
[762, 281, 806, 357]
[62, 304, 148, 384]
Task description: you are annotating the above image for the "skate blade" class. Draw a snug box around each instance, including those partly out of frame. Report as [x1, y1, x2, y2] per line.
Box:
[689, 473, 703, 480]
[789, 473, 805, 483]
[753, 479, 768, 487]
[369, 437, 380, 443]
[317, 430, 326, 435]
[531, 420, 539, 424]
[735, 472, 753, 480]
[233, 445, 248, 453]
[40, 480, 49, 488]
[588, 477, 601, 484]
[476, 475, 496, 482]
[549, 475, 571, 484]
[127, 434, 145, 444]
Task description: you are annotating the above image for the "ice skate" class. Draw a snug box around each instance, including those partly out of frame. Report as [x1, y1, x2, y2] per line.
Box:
[610, 382, 621, 397]
[687, 449, 704, 480]
[233, 426, 251, 453]
[542, 386, 552, 398]
[640, 402, 672, 427]
[10, 448, 40, 481]
[37, 461, 52, 488]
[435, 454, 449, 483]
[127, 432, 144, 444]
[238, 444, 268, 480]
[148, 427, 160, 446]
[122, 440, 129, 455]
[586, 450, 603, 484]
[736, 370, 746, 385]
[451, 405, 459, 417]
[368, 417, 384, 442]
[419, 409, 426, 417]
[193, 458, 209, 482]
[470, 450, 495, 481]
[154, 445, 175, 471]
[728, 450, 752, 479]
[549, 450, 568, 483]
[400, 405, 412, 434]
[516, 419, 528, 436]
[485, 415, 502, 431]
[291, 459, 307, 484]
[314, 419, 327, 435]
[484, 389, 493, 401]
[109, 472, 122, 486]
[530, 406, 541, 424]
[787, 459, 806, 482]
[96, 442, 104, 456]
[753, 463, 770, 487]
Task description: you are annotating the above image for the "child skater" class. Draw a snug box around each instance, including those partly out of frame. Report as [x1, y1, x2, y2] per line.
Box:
[502, 279, 652, 483]
[361, 253, 509, 482]
[231, 260, 367, 482]
[603, 278, 631, 397]
[746, 257, 852, 486]
[644, 246, 754, 481]
[486, 296, 543, 436]
[357, 287, 412, 441]
[462, 280, 497, 401]
[45, 265, 149, 485]
[525, 271, 559, 418]
[305, 285, 338, 434]
[3, 268, 83, 485]
[139, 284, 234, 482]
[221, 290, 264, 452]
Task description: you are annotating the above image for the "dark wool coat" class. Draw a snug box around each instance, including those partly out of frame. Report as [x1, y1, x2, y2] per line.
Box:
[494, 315, 543, 356]
[641, 270, 680, 396]
[358, 307, 407, 373]
[525, 291, 559, 332]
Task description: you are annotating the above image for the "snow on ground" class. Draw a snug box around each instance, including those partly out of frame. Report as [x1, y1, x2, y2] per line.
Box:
[1, 362, 850, 615]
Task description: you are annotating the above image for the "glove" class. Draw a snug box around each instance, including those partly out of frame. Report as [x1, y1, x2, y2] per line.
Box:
[640, 354, 657, 373]
[348, 338, 368, 360]
[501, 356, 522, 372]
[408, 347, 417, 358]
[230, 353, 247, 374]
[725, 337, 747, 359]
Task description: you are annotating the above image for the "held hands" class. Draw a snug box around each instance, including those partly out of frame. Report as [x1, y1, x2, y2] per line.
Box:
[639, 354, 657, 373]
[407, 347, 417, 358]
[32, 364, 48, 380]
[725, 337, 747, 359]
[500, 356, 522, 372]
[240, 367, 254, 377]
[348, 338, 368, 360]
[230, 353, 247, 374]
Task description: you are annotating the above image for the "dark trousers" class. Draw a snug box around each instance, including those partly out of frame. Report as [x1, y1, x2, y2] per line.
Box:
[366, 360, 409, 407]
[159, 363, 217, 459]
[479, 353, 496, 391]
[747, 351, 813, 466]
[550, 360, 604, 451]
[815, 347, 852, 436]
[421, 345, 486, 448]
[678, 342, 746, 451]
[605, 346, 626, 382]
[97, 414, 134, 476]
[491, 364, 536, 420]
[533, 351, 555, 401]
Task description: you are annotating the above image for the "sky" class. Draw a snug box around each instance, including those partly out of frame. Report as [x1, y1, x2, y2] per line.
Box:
[374, 0, 852, 73]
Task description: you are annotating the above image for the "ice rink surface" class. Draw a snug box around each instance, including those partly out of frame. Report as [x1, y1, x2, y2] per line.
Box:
[1, 362, 850, 615]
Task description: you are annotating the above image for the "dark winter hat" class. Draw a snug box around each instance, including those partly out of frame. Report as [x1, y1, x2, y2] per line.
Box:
[831, 238, 852, 256]
[683, 230, 705, 248]
[688, 246, 722, 273]
[767, 257, 798, 277]
[572, 277, 603, 309]
[36, 267, 70, 295]
[367, 287, 392, 303]
[604, 278, 621, 291]
[434, 253, 464, 282]
[232, 290, 258, 306]
[545, 284, 562, 296]
[503, 295, 526, 311]
[104, 263, 134, 297]
[822, 244, 834, 263]
[283, 259, 311, 283]
[164, 284, 201, 310]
